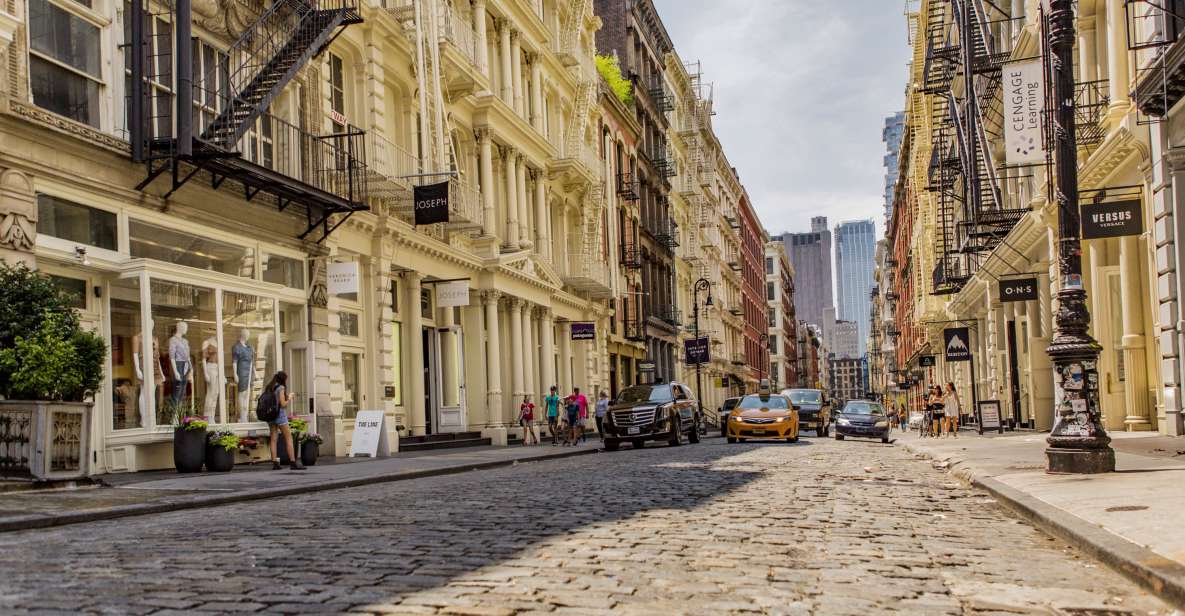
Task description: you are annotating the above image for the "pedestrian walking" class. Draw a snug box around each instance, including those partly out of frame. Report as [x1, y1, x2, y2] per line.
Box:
[544, 386, 561, 445]
[262, 371, 305, 471]
[595, 390, 610, 441]
[577, 387, 590, 444]
[562, 393, 580, 445]
[897, 398, 909, 431]
[929, 385, 946, 437]
[944, 382, 960, 438]
[518, 395, 538, 445]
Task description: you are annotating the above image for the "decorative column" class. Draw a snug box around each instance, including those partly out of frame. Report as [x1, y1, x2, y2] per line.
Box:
[1106, 0, 1130, 115]
[0, 169, 37, 269]
[558, 320, 572, 394]
[511, 31, 524, 116]
[557, 204, 569, 274]
[1120, 233, 1152, 429]
[534, 170, 549, 260]
[476, 129, 497, 239]
[499, 21, 513, 105]
[509, 298, 525, 423]
[1077, 16, 1096, 83]
[1045, 0, 1115, 473]
[522, 303, 535, 400]
[541, 309, 556, 391]
[530, 54, 544, 131]
[406, 271, 426, 436]
[473, 0, 490, 79]
[483, 291, 503, 427]
[504, 146, 520, 248]
[517, 155, 531, 248]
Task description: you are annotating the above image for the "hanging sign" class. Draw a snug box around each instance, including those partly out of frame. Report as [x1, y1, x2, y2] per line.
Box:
[571, 322, 596, 340]
[919, 355, 936, 368]
[943, 327, 972, 362]
[1000, 277, 1039, 302]
[638, 360, 656, 373]
[1081, 200, 1143, 239]
[684, 337, 710, 365]
[327, 261, 360, 295]
[436, 280, 470, 307]
[1004, 59, 1045, 166]
[413, 181, 450, 225]
[349, 410, 393, 457]
[978, 400, 1004, 434]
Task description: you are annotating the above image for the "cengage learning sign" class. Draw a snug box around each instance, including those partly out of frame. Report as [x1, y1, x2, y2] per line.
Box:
[1081, 200, 1142, 239]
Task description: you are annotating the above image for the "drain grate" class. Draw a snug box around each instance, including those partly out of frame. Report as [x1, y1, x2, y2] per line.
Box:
[1103, 505, 1149, 513]
[1056, 609, 1137, 616]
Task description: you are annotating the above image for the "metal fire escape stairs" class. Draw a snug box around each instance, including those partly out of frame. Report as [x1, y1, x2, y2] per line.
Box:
[130, 0, 367, 243]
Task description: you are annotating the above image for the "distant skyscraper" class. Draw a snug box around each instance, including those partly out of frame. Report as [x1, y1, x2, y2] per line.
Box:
[778, 216, 834, 329]
[883, 112, 905, 222]
[835, 219, 877, 356]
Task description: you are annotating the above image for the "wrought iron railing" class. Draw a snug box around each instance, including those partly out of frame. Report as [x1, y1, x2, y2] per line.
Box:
[229, 111, 368, 204]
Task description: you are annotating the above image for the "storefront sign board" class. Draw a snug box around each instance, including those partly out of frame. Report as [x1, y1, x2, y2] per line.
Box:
[436, 280, 470, 307]
[638, 360, 656, 372]
[919, 355, 936, 367]
[978, 400, 1004, 434]
[1003, 59, 1045, 166]
[1081, 200, 1142, 239]
[349, 410, 392, 457]
[684, 337, 710, 365]
[414, 181, 450, 225]
[999, 277, 1039, 302]
[570, 322, 596, 340]
[944, 327, 972, 362]
[327, 261, 360, 295]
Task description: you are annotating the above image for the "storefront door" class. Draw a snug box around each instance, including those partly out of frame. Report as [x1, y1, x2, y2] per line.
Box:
[422, 328, 434, 435]
[434, 325, 467, 433]
[1096, 268, 1126, 430]
[283, 341, 314, 417]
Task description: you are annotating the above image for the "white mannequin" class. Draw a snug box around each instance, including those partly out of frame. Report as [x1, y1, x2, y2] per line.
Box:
[132, 318, 163, 427]
[232, 328, 254, 422]
[201, 335, 219, 415]
[168, 322, 192, 408]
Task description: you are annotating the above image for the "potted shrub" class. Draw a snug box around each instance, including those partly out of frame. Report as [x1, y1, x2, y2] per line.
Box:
[0, 263, 105, 481]
[205, 429, 239, 472]
[278, 417, 308, 465]
[174, 415, 208, 473]
[299, 432, 323, 466]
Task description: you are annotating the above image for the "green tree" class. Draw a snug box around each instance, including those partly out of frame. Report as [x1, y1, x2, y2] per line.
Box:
[596, 54, 633, 107]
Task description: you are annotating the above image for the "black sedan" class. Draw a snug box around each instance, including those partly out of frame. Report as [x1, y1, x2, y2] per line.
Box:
[834, 400, 893, 444]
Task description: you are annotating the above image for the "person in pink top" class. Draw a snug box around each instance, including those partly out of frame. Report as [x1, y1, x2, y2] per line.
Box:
[574, 387, 590, 444]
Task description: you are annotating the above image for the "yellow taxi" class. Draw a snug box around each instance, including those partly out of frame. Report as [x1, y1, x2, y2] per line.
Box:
[725, 393, 800, 443]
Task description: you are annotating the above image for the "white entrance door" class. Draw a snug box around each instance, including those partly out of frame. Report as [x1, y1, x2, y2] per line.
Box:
[283, 341, 315, 417]
[434, 325, 467, 432]
[1095, 267, 1125, 431]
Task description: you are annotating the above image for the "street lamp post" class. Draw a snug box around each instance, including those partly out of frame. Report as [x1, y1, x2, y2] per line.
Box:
[758, 333, 770, 385]
[692, 277, 713, 419]
[1044, 0, 1114, 473]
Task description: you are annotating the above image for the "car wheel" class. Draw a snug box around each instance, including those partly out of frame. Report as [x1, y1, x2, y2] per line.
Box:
[727, 436, 737, 444]
[604, 439, 620, 451]
[738, 438, 747, 443]
[668, 417, 684, 447]
[632, 439, 645, 450]
[835, 433, 845, 441]
[688, 416, 701, 444]
[788, 435, 799, 443]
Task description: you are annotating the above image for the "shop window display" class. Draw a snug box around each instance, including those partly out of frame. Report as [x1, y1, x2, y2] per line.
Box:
[110, 277, 148, 430]
[223, 292, 276, 423]
[149, 279, 217, 424]
[130, 220, 256, 279]
[263, 253, 305, 289]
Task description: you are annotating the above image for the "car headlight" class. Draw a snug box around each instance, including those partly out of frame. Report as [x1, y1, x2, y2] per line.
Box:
[875, 420, 889, 428]
[837, 417, 851, 426]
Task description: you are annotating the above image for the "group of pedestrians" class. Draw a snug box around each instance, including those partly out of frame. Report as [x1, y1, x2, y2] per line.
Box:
[518, 386, 610, 446]
[921, 382, 961, 438]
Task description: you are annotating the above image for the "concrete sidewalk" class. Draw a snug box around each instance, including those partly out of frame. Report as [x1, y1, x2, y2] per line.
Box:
[0, 441, 601, 533]
[899, 430, 1185, 609]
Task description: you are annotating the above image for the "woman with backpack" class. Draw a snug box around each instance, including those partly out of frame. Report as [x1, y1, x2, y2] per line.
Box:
[261, 371, 305, 470]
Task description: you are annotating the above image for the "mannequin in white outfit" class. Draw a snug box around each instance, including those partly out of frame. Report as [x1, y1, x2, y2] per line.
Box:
[201, 336, 219, 415]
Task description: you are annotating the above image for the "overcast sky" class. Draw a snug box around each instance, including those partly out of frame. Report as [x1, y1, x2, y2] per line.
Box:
[652, 0, 911, 238]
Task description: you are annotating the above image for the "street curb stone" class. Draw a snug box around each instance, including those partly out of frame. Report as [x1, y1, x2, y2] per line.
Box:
[0, 447, 600, 534]
[902, 440, 1185, 610]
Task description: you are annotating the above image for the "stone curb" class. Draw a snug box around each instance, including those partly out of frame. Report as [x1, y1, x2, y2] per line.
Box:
[0, 447, 600, 534]
[902, 440, 1185, 611]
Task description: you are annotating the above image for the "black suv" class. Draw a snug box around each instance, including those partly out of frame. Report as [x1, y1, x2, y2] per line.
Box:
[603, 382, 701, 450]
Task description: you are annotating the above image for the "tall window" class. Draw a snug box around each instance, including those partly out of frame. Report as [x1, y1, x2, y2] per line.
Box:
[329, 52, 346, 133]
[120, 1, 171, 136]
[31, 0, 103, 127]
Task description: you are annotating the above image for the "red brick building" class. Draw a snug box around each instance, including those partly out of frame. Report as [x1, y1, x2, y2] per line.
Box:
[739, 191, 768, 386]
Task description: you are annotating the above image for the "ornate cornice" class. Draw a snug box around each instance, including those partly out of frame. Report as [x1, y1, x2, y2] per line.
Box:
[8, 100, 131, 155]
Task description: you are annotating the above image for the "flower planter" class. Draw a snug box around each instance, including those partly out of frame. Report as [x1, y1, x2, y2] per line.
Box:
[300, 441, 318, 466]
[0, 400, 92, 481]
[204, 445, 235, 472]
[173, 427, 207, 473]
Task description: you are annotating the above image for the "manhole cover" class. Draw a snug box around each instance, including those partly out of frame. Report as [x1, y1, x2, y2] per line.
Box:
[1104, 505, 1148, 513]
[1056, 609, 1136, 616]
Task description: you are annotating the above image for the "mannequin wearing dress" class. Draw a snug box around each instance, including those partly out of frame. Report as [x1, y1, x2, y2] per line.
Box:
[132, 319, 164, 428]
[168, 322, 192, 407]
[232, 329, 254, 422]
[201, 336, 219, 415]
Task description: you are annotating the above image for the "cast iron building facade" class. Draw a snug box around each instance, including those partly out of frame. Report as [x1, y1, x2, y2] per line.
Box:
[835, 219, 876, 356]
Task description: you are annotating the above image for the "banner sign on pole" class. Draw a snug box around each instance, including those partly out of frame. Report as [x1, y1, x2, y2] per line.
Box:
[920, 355, 936, 368]
[1081, 200, 1142, 239]
[1004, 59, 1045, 166]
[327, 261, 360, 295]
[638, 360, 656, 373]
[435, 280, 470, 307]
[999, 277, 1039, 302]
[570, 322, 596, 340]
[684, 337, 710, 365]
[944, 327, 972, 362]
[413, 181, 450, 225]
[978, 400, 1004, 434]
[349, 410, 392, 457]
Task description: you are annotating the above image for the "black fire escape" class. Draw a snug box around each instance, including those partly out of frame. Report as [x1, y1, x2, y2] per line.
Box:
[1125, 1, 1185, 120]
[129, 0, 367, 243]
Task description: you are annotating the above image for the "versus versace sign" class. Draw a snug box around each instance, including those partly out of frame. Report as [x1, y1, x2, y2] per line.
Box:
[570, 322, 596, 341]
[413, 181, 450, 225]
[1004, 59, 1045, 166]
[1081, 200, 1142, 239]
[999, 277, 1038, 302]
[944, 327, 972, 362]
[684, 337, 710, 365]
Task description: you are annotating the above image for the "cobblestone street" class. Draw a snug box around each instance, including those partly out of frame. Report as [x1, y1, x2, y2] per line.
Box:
[0, 438, 1173, 615]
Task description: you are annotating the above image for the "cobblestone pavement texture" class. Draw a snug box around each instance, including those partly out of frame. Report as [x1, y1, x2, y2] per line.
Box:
[0, 437, 1174, 615]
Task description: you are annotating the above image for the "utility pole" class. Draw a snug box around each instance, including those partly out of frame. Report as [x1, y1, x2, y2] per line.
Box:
[1043, 0, 1115, 474]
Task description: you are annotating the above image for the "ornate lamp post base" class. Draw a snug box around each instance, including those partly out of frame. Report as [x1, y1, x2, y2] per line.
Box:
[1045, 446, 1114, 474]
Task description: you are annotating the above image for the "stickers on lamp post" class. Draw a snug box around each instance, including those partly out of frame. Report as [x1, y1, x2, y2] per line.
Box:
[1081, 200, 1142, 239]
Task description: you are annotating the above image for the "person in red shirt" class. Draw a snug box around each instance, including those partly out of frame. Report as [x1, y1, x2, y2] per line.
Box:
[518, 395, 538, 445]
[568, 387, 589, 445]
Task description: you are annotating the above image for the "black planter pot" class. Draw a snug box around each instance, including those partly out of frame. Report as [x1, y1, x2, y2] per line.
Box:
[205, 445, 235, 472]
[173, 428, 206, 473]
[300, 441, 319, 466]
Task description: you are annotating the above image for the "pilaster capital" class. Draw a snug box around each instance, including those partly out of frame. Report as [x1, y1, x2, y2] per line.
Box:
[505, 296, 522, 310]
[474, 127, 491, 145]
[481, 290, 501, 305]
[472, 0, 486, 9]
[1077, 15, 1095, 32]
[1167, 147, 1185, 173]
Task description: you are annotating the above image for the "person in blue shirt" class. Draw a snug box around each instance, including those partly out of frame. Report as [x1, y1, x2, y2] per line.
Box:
[594, 390, 610, 441]
[544, 385, 561, 445]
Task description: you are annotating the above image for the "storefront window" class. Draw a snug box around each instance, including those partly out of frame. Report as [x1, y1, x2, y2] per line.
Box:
[390, 321, 403, 405]
[150, 280, 217, 425]
[130, 220, 256, 279]
[36, 194, 116, 250]
[50, 275, 87, 310]
[340, 312, 359, 337]
[223, 291, 276, 423]
[262, 253, 305, 289]
[342, 352, 360, 419]
[109, 277, 146, 430]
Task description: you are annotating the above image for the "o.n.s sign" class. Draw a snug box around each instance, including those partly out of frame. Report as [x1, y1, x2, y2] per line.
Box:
[999, 277, 1038, 302]
[1081, 200, 1142, 239]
